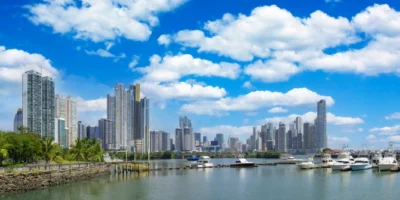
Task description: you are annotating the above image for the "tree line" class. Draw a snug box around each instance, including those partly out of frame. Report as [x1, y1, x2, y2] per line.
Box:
[0, 129, 104, 167]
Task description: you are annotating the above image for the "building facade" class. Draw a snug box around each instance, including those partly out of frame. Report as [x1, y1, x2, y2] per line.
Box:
[14, 108, 23, 132]
[317, 100, 327, 150]
[22, 70, 43, 135]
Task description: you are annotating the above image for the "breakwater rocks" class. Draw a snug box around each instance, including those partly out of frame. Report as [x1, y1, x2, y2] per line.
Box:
[0, 164, 110, 195]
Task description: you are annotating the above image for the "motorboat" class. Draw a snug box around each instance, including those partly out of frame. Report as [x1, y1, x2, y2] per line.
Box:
[297, 158, 315, 170]
[371, 152, 383, 168]
[197, 156, 214, 168]
[280, 154, 302, 164]
[332, 152, 354, 171]
[321, 154, 335, 167]
[351, 157, 372, 171]
[378, 153, 398, 171]
[230, 158, 256, 168]
[186, 156, 199, 161]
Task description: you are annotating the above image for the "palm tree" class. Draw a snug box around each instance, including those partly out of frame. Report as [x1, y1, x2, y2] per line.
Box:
[0, 132, 13, 166]
[40, 137, 60, 165]
[87, 139, 103, 163]
[70, 139, 86, 161]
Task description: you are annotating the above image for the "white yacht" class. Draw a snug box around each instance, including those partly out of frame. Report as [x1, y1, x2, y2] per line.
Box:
[230, 158, 256, 167]
[351, 157, 372, 171]
[321, 154, 335, 167]
[280, 154, 302, 164]
[332, 152, 354, 171]
[378, 153, 398, 171]
[197, 156, 214, 168]
[371, 152, 383, 168]
[297, 158, 315, 170]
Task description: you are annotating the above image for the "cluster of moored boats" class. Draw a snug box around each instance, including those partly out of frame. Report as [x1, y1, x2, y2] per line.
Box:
[186, 156, 257, 168]
[297, 151, 399, 171]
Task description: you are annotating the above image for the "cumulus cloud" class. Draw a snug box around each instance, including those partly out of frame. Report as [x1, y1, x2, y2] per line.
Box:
[158, 34, 172, 46]
[263, 112, 364, 126]
[388, 135, 400, 143]
[241, 81, 254, 90]
[141, 81, 227, 101]
[77, 97, 107, 112]
[198, 125, 254, 137]
[268, 107, 288, 113]
[366, 134, 376, 140]
[26, 0, 188, 42]
[385, 112, 400, 120]
[244, 60, 300, 82]
[180, 88, 334, 116]
[369, 125, 400, 136]
[136, 54, 240, 82]
[128, 55, 140, 69]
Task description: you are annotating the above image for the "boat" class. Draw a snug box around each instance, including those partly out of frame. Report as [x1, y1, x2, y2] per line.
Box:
[332, 152, 354, 171]
[371, 152, 383, 168]
[378, 143, 399, 171]
[230, 158, 256, 168]
[186, 156, 199, 161]
[280, 154, 302, 164]
[297, 158, 315, 170]
[321, 154, 335, 167]
[196, 156, 214, 168]
[351, 157, 372, 171]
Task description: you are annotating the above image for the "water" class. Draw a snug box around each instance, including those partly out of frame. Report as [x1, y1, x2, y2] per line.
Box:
[3, 158, 400, 200]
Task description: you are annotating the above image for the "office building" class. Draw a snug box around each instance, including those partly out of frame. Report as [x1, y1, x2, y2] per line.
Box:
[317, 100, 327, 150]
[170, 138, 175, 151]
[99, 118, 114, 150]
[140, 97, 150, 152]
[183, 127, 193, 151]
[87, 126, 99, 140]
[278, 122, 286, 152]
[203, 136, 208, 146]
[161, 131, 170, 151]
[215, 133, 224, 149]
[55, 118, 68, 148]
[194, 133, 201, 146]
[175, 128, 183, 151]
[13, 108, 23, 132]
[150, 131, 161, 152]
[78, 121, 86, 139]
[274, 128, 279, 150]
[179, 116, 192, 129]
[55, 95, 77, 147]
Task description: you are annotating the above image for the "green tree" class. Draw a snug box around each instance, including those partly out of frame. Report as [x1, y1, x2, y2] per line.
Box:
[40, 137, 60, 165]
[70, 139, 86, 161]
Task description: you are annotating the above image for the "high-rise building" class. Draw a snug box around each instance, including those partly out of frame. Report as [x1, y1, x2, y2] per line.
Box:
[317, 100, 327, 150]
[203, 136, 208, 145]
[161, 131, 170, 151]
[133, 84, 142, 152]
[175, 128, 183, 152]
[278, 122, 286, 152]
[23, 70, 43, 136]
[55, 95, 77, 147]
[99, 118, 114, 150]
[127, 85, 136, 143]
[215, 133, 224, 149]
[194, 133, 201, 146]
[55, 118, 68, 148]
[179, 116, 192, 129]
[295, 116, 303, 149]
[14, 108, 23, 133]
[22, 70, 55, 138]
[287, 129, 293, 150]
[183, 127, 193, 151]
[274, 128, 279, 150]
[115, 83, 128, 149]
[78, 121, 86, 139]
[86, 126, 99, 140]
[150, 131, 161, 152]
[170, 138, 175, 151]
[140, 97, 150, 152]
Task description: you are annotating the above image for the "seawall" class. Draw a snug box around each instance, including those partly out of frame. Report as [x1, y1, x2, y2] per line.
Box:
[0, 164, 110, 195]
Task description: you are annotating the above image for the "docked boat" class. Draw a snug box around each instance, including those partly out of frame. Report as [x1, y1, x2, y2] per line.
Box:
[197, 156, 214, 168]
[378, 153, 398, 171]
[371, 152, 383, 168]
[332, 152, 354, 171]
[351, 157, 372, 171]
[280, 154, 302, 164]
[297, 159, 315, 170]
[321, 154, 335, 167]
[230, 158, 256, 168]
[186, 156, 199, 161]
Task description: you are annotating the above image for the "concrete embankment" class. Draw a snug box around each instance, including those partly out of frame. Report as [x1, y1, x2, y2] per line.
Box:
[0, 164, 110, 195]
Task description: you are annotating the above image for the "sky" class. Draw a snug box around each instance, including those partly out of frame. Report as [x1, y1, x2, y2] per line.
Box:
[1, 0, 400, 149]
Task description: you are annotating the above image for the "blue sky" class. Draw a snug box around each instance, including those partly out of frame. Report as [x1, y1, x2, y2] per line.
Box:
[1, 0, 400, 149]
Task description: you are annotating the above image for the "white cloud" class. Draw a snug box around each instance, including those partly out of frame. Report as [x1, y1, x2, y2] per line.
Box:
[268, 107, 288, 113]
[0, 46, 58, 83]
[77, 97, 107, 112]
[26, 0, 188, 42]
[164, 5, 356, 61]
[180, 88, 334, 115]
[141, 81, 227, 101]
[105, 42, 114, 51]
[158, 34, 171, 46]
[128, 55, 140, 69]
[385, 112, 400, 120]
[366, 134, 376, 140]
[244, 60, 300, 82]
[85, 49, 115, 58]
[357, 128, 364, 132]
[388, 135, 400, 143]
[328, 135, 350, 143]
[369, 125, 400, 136]
[263, 112, 364, 126]
[241, 81, 254, 90]
[136, 54, 240, 82]
[325, 0, 341, 3]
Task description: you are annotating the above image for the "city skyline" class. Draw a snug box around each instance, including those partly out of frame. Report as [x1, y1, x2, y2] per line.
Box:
[2, 0, 400, 148]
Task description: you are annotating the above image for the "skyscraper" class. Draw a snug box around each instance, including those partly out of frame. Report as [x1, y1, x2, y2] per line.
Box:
[78, 121, 86, 139]
[161, 131, 170, 151]
[179, 116, 192, 129]
[86, 126, 99, 140]
[215, 133, 224, 149]
[133, 84, 142, 152]
[194, 133, 201, 146]
[115, 83, 128, 149]
[278, 122, 286, 152]
[203, 136, 208, 145]
[127, 85, 136, 145]
[55, 118, 68, 148]
[150, 131, 161, 152]
[140, 97, 150, 153]
[317, 100, 327, 149]
[99, 118, 114, 150]
[55, 95, 77, 147]
[175, 128, 183, 151]
[14, 108, 23, 133]
[183, 127, 193, 151]
[22, 70, 55, 138]
[23, 70, 42, 135]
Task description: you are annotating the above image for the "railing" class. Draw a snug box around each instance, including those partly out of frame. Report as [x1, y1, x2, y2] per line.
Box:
[0, 162, 107, 173]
